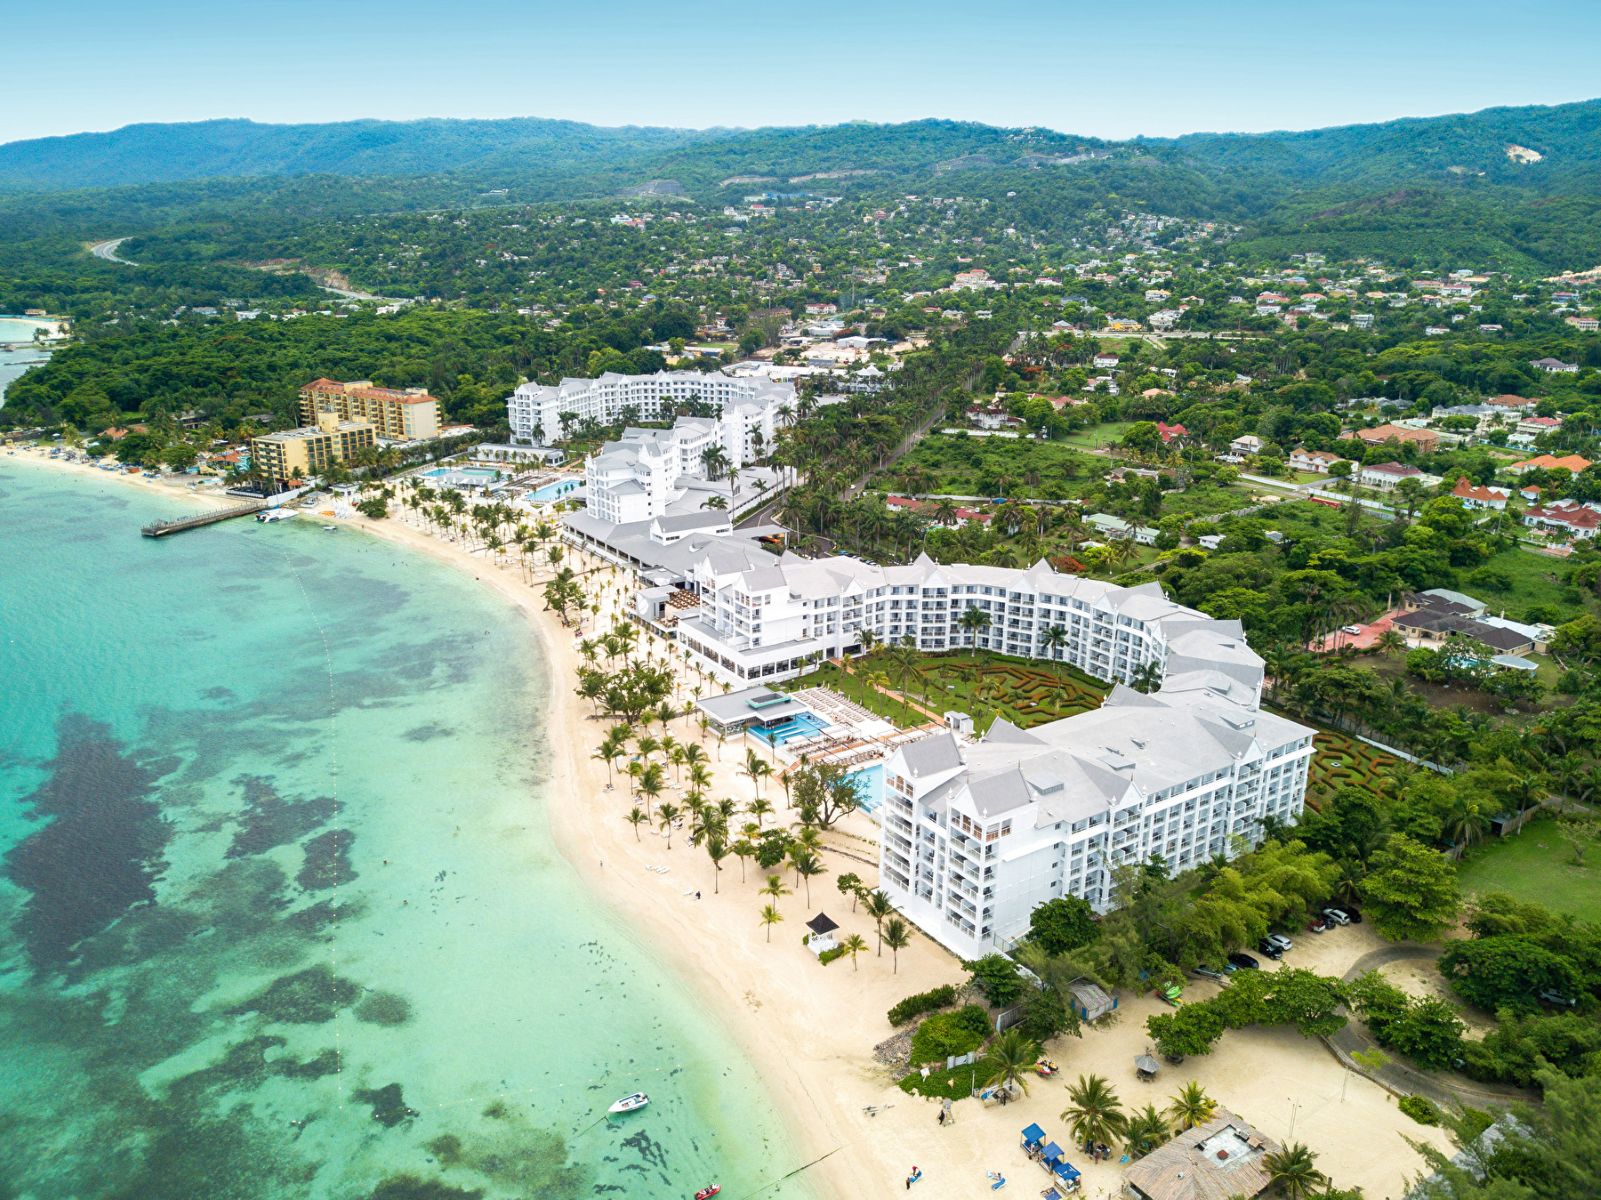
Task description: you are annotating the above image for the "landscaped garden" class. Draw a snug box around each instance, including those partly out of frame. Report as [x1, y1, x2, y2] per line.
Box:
[1306, 731, 1401, 806]
[900, 653, 1111, 733]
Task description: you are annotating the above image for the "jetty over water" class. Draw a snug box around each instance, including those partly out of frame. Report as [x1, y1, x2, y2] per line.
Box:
[141, 500, 266, 537]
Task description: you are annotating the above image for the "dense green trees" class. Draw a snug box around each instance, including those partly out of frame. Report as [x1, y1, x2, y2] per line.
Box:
[1361, 834, 1461, 942]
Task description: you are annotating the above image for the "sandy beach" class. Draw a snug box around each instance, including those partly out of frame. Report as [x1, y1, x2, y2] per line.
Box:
[9, 447, 1457, 1199]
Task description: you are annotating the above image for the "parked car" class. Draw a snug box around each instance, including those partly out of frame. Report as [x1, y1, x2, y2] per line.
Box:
[1256, 939, 1283, 960]
[1264, 933, 1294, 953]
[1193, 965, 1228, 982]
[1321, 907, 1352, 926]
[1343, 905, 1364, 924]
[1227, 952, 1260, 971]
[1540, 990, 1580, 1010]
[1342, 625, 1364, 635]
[1307, 917, 1329, 934]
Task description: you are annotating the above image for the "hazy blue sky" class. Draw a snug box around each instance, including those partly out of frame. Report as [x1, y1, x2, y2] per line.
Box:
[5, 0, 1598, 144]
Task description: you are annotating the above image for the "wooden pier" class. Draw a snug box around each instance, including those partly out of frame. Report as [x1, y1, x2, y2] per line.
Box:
[141, 500, 267, 537]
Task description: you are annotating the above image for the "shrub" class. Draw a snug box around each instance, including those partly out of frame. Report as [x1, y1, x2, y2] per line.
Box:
[888, 984, 958, 1026]
[965, 953, 1025, 1007]
[909, 1005, 991, 1064]
[817, 945, 846, 966]
[1398, 1095, 1442, 1126]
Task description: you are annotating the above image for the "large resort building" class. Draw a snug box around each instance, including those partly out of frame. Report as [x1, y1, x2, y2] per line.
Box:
[657, 550, 1314, 959]
[507, 369, 794, 447]
[251, 413, 377, 488]
[299, 378, 441, 442]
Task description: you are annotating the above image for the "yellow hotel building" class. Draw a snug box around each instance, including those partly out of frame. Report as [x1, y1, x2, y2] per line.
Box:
[298, 378, 441, 442]
[251, 414, 377, 488]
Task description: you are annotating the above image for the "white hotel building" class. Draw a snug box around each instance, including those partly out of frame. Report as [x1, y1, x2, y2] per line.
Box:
[672, 552, 1315, 959]
[507, 369, 795, 447]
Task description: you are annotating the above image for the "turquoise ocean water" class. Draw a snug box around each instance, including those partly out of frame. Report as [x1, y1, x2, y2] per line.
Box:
[0, 317, 52, 400]
[0, 459, 807, 1200]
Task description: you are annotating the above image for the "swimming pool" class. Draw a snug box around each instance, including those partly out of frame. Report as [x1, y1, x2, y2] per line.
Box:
[527, 480, 580, 503]
[422, 466, 500, 481]
[751, 712, 831, 746]
[848, 763, 885, 814]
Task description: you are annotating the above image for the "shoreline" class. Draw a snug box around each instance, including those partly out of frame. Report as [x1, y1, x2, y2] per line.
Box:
[5, 448, 1457, 1199]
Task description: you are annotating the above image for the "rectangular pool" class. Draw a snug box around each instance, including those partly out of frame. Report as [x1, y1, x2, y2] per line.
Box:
[751, 712, 831, 746]
[848, 763, 884, 814]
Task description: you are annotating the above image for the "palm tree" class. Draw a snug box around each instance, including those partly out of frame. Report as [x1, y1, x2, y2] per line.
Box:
[959, 605, 992, 655]
[1129, 659, 1163, 694]
[863, 889, 893, 955]
[790, 847, 825, 906]
[981, 1028, 1039, 1098]
[747, 796, 774, 827]
[759, 903, 784, 943]
[731, 837, 755, 884]
[638, 763, 665, 819]
[1062, 1074, 1127, 1150]
[1263, 1143, 1327, 1200]
[626, 806, 647, 841]
[1167, 1081, 1217, 1131]
[841, 932, 867, 970]
[657, 802, 681, 849]
[1375, 627, 1407, 656]
[704, 835, 728, 893]
[883, 915, 911, 973]
[743, 748, 772, 799]
[1123, 1104, 1170, 1159]
[1042, 624, 1069, 659]
[760, 874, 791, 910]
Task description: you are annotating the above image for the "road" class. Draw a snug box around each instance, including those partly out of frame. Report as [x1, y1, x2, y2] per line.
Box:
[88, 237, 137, 265]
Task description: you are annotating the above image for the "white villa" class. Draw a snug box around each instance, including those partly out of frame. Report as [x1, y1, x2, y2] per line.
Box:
[506, 369, 795, 447]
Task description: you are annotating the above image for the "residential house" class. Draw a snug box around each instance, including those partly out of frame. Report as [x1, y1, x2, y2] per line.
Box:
[1288, 447, 1345, 474]
[1359, 461, 1440, 491]
[1155, 421, 1190, 445]
[1524, 500, 1601, 540]
[1531, 357, 1579, 374]
[1348, 423, 1441, 453]
[1451, 478, 1510, 510]
[1229, 434, 1263, 456]
[1509, 453, 1594, 476]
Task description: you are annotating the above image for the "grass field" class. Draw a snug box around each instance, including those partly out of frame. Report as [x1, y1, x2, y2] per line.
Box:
[1463, 545, 1590, 623]
[891, 433, 1104, 500]
[781, 662, 935, 729]
[1458, 816, 1601, 924]
[1060, 421, 1133, 450]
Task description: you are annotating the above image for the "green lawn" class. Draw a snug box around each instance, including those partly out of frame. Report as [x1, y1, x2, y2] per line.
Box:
[1458, 817, 1601, 924]
[1060, 421, 1133, 450]
[899, 1062, 981, 1100]
[1462, 545, 1589, 623]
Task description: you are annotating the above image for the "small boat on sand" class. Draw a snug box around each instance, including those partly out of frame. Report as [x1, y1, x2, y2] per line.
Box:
[609, 1092, 650, 1115]
[694, 1186, 721, 1200]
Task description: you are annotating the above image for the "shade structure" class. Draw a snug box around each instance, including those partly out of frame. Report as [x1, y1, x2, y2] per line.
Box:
[1021, 1123, 1046, 1146]
[1135, 1054, 1161, 1076]
[1052, 1159, 1081, 1182]
[1040, 1142, 1065, 1163]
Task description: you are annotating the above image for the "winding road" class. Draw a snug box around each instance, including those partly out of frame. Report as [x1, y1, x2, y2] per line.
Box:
[88, 237, 137, 265]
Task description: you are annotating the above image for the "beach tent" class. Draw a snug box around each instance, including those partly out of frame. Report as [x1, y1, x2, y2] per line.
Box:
[1135, 1054, 1161, 1081]
[1021, 1123, 1047, 1151]
[1052, 1159, 1081, 1183]
[1040, 1142, 1065, 1166]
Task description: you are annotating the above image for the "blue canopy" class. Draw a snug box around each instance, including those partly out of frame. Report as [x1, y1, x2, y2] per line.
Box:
[1041, 1142, 1065, 1163]
[1052, 1160, 1081, 1182]
[1021, 1123, 1047, 1145]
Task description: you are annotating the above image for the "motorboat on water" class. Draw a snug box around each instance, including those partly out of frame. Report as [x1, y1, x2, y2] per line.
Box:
[257, 509, 294, 523]
[608, 1092, 650, 1115]
[694, 1187, 721, 1200]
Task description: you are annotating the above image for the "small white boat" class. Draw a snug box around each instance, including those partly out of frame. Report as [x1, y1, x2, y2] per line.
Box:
[257, 509, 294, 523]
[608, 1092, 650, 1114]
[320, 524, 337, 532]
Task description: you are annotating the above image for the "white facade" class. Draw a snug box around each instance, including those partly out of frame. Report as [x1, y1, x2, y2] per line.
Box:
[667, 550, 1312, 959]
[584, 398, 791, 524]
[880, 687, 1314, 959]
[676, 554, 1266, 695]
[507, 369, 794, 447]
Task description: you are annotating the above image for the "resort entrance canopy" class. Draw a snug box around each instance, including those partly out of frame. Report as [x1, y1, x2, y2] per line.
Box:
[696, 685, 808, 735]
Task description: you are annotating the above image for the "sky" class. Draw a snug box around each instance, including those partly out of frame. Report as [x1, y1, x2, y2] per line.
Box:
[5, 0, 1599, 145]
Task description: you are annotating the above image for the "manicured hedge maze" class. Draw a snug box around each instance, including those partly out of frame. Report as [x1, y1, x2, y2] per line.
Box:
[911, 656, 1111, 729]
[1308, 731, 1399, 806]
